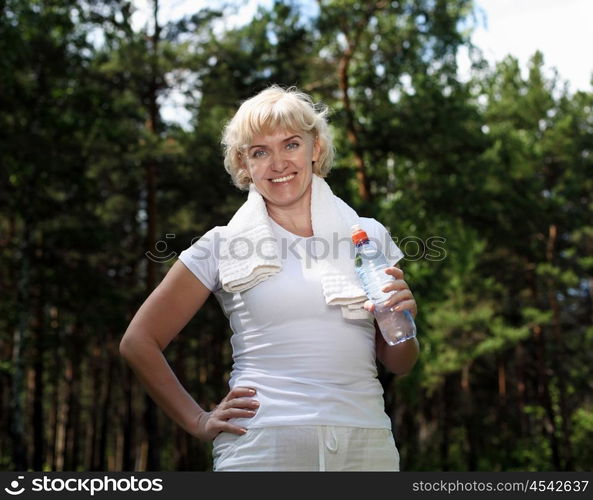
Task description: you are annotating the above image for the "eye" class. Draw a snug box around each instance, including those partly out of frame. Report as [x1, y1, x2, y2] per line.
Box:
[286, 142, 300, 151]
[251, 149, 268, 159]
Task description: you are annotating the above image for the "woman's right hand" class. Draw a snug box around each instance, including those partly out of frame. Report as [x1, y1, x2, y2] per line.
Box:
[194, 386, 259, 441]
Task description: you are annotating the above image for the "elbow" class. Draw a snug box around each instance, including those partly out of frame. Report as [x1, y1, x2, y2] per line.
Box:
[381, 338, 420, 375]
[119, 331, 141, 360]
[119, 330, 162, 361]
[390, 358, 418, 376]
[119, 335, 132, 360]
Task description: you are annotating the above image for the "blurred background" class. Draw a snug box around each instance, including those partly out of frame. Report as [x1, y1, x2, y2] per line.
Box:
[1, 0, 592, 471]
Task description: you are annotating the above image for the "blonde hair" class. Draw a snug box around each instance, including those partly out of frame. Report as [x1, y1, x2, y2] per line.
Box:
[221, 85, 335, 191]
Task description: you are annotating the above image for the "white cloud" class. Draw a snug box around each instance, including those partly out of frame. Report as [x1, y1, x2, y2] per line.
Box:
[131, 0, 271, 33]
[468, 0, 593, 92]
[132, 0, 593, 127]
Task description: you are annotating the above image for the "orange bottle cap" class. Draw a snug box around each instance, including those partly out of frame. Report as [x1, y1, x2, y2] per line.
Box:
[351, 224, 369, 245]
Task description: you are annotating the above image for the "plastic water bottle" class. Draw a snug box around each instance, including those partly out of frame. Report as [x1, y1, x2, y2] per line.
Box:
[351, 224, 416, 345]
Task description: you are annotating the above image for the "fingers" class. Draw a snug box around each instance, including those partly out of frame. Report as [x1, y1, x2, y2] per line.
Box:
[224, 386, 257, 400]
[217, 421, 250, 436]
[368, 292, 417, 317]
[363, 268, 416, 315]
[221, 386, 259, 410]
[208, 386, 259, 438]
[223, 397, 260, 411]
[381, 279, 408, 294]
[384, 289, 414, 309]
[389, 289, 414, 303]
[372, 272, 417, 314]
[392, 299, 417, 318]
[384, 267, 404, 279]
[209, 416, 251, 437]
[220, 407, 258, 419]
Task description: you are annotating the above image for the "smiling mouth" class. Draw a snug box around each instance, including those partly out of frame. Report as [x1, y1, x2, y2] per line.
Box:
[270, 173, 296, 183]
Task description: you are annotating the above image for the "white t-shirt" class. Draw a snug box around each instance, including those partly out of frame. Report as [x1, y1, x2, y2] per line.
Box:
[178, 216, 404, 430]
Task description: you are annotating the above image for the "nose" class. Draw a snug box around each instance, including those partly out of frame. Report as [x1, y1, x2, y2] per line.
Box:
[269, 150, 290, 171]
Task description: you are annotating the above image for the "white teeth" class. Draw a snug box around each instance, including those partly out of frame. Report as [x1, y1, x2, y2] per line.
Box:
[270, 174, 295, 183]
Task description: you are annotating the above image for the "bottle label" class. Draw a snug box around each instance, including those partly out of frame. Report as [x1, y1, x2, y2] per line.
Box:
[354, 254, 362, 268]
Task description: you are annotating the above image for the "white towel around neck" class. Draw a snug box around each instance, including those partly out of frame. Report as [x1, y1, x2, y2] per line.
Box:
[218, 174, 371, 319]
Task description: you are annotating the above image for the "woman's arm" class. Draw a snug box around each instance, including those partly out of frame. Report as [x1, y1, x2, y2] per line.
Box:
[119, 260, 212, 439]
[375, 324, 420, 375]
[367, 265, 420, 375]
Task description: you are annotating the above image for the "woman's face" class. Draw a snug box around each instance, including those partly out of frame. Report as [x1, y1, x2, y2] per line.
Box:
[242, 129, 320, 210]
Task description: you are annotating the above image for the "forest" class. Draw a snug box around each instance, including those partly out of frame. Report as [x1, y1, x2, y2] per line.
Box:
[1, 0, 592, 471]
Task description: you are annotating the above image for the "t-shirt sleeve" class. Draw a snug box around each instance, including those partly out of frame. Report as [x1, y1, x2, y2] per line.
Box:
[177, 226, 223, 292]
[366, 218, 405, 266]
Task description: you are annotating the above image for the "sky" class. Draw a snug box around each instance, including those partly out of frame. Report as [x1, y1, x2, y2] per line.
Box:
[131, 0, 593, 124]
[468, 0, 593, 92]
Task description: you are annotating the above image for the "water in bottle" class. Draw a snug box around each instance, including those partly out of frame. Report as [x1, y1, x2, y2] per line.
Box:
[351, 224, 416, 345]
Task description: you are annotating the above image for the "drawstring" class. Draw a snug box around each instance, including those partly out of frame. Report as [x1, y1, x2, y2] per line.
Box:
[317, 427, 338, 471]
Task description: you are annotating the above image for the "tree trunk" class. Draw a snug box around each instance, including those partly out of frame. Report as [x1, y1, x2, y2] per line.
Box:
[498, 356, 507, 403]
[64, 361, 81, 471]
[90, 345, 102, 470]
[495, 354, 512, 464]
[98, 335, 115, 471]
[31, 249, 45, 470]
[588, 278, 593, 326]
[533, 324, 562, 469]
[172, 343, 190, 470]
[84, 401, 94, 469]
[121, 211, 142, 471]
[46, 365, 58, 470]
[64, 320, 83, 471]
[54, 359, 70, 471]
[461, 364, 478, 470]
[515, 343, 528, 437]
[546, 223, 574, 470]
[121, 368, 135, 470]
[440, 376, 451, 471]
[323, 0, 385, 202]
[64, 318, 85, 471]
[143, 0, 162, 471]
[528, 239, 561, 470]
[337, 35, 370, 202]
[11, 223, 31, 470]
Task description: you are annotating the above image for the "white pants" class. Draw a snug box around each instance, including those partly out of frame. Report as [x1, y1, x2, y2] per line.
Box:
[212, 425, 400, 471]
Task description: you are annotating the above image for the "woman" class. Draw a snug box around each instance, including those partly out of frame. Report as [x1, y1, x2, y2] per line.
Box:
[119, 85, 419, 471]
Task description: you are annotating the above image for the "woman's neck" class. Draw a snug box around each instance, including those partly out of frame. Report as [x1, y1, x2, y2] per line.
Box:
[266, 204, 313, 237]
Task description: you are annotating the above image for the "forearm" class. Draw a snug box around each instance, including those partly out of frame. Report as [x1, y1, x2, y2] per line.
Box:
[375, 324, 420, 375]
[119, 335, 205, 437]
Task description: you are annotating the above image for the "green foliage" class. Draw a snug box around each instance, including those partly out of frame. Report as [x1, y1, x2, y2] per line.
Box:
[1, 0, 592, 472]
